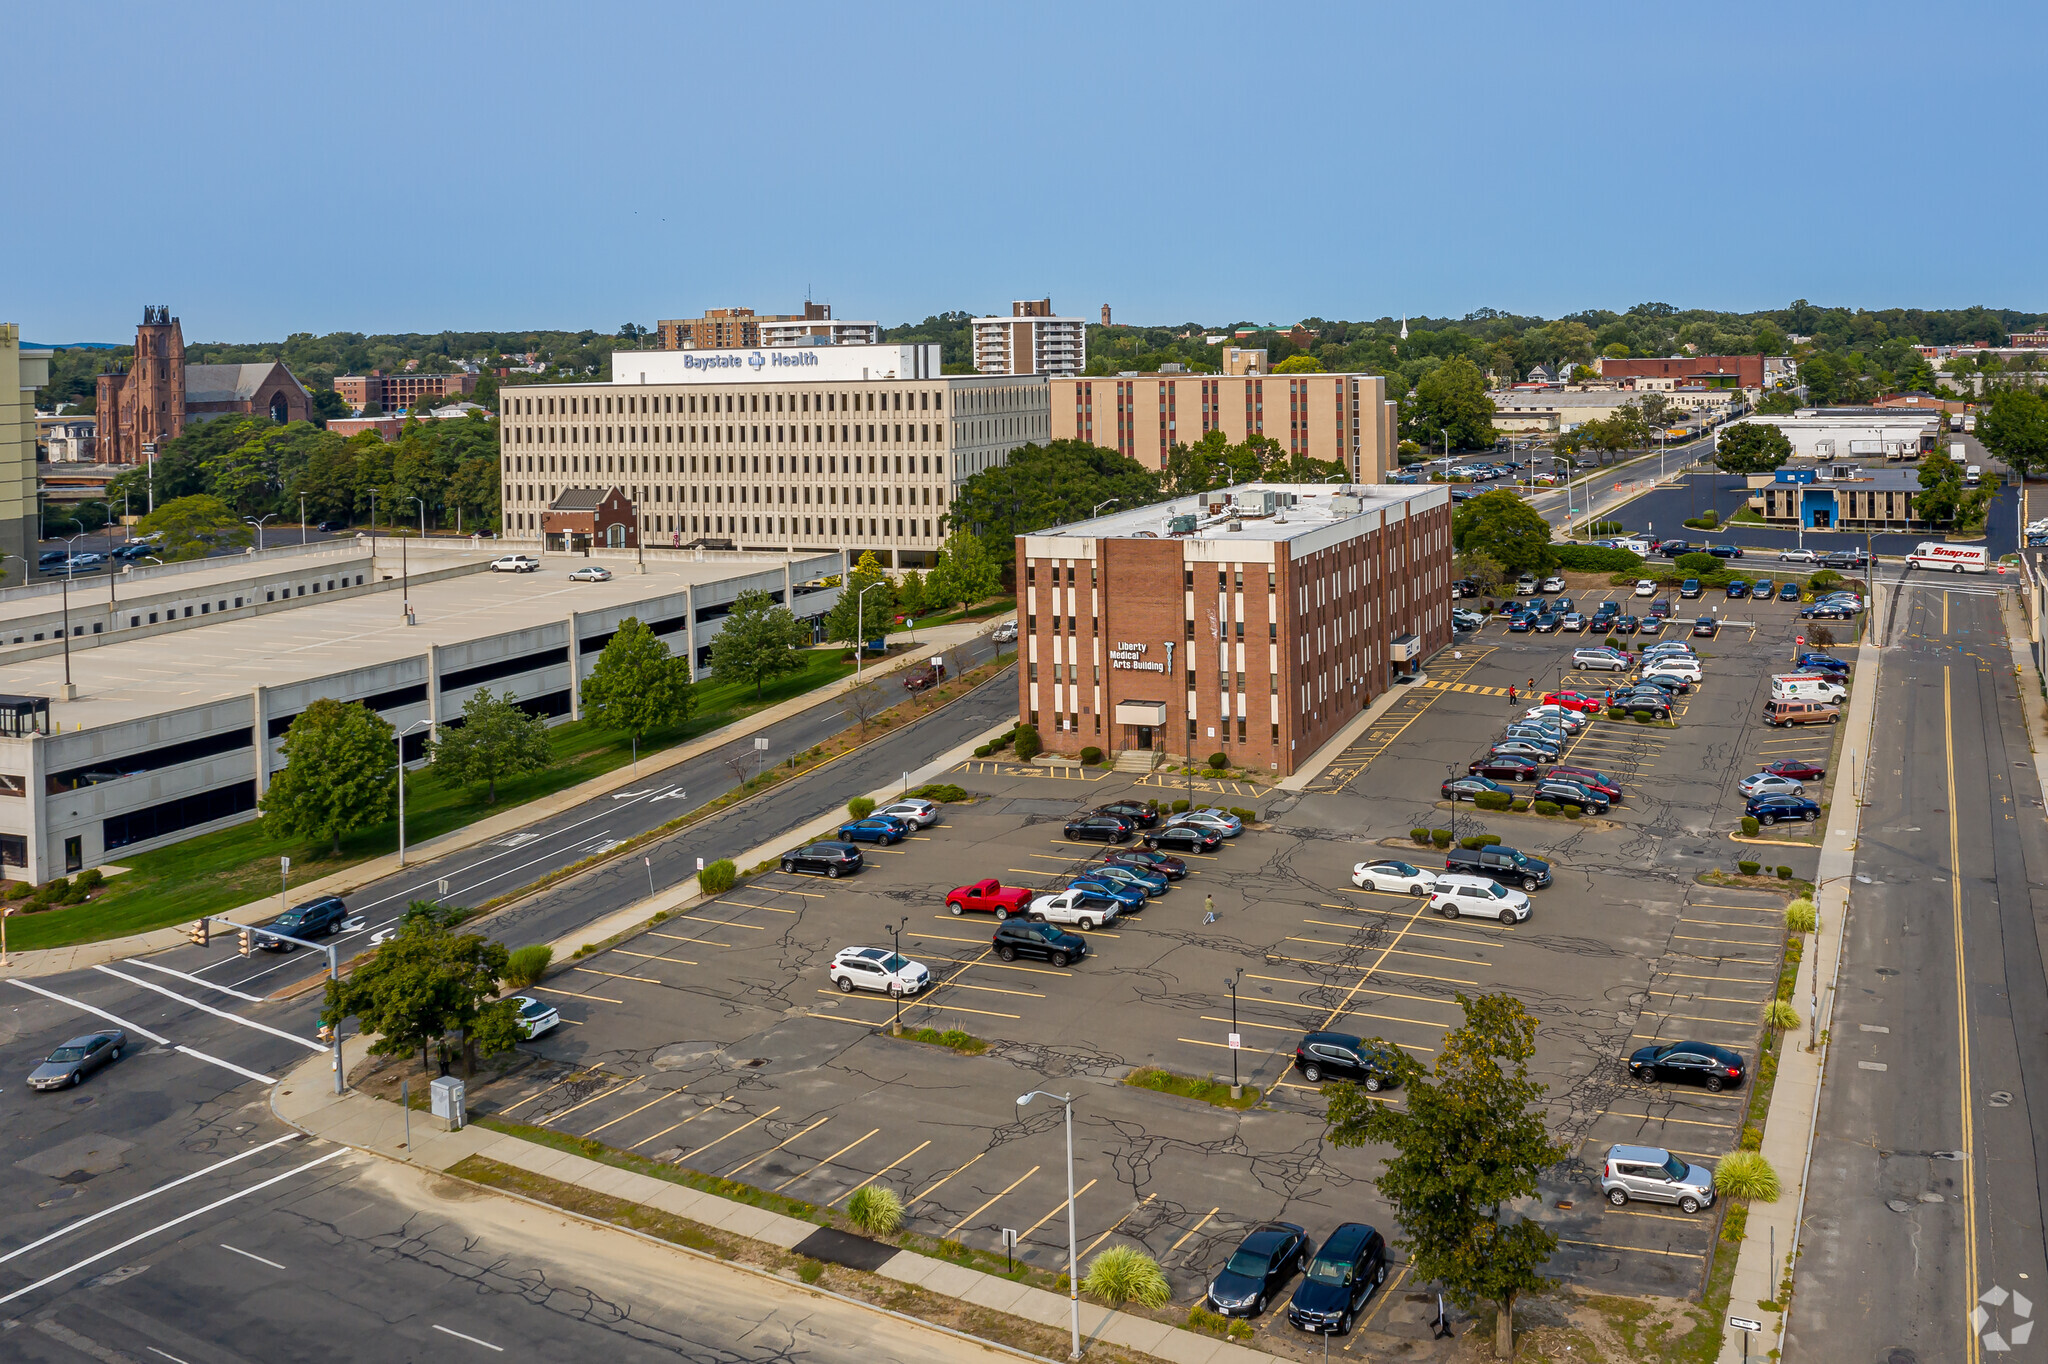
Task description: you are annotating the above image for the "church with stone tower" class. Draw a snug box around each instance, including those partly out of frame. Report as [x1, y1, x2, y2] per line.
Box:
[96, 307, 313, 464]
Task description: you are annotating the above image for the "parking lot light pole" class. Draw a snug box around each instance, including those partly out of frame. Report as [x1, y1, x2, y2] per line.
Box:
[245, 513, 276, 552]
[1017, 1089, 1081, 1361]
[1225, 968, 1244, 1098]
[395, 719, 434, 866]
[854, 581, 885, 683]
[884, 915, 908, 1036]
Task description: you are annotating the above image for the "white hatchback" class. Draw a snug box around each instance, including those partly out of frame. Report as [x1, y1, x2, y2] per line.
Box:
[1632, 579, 1657, 597]
[1429, 874, 1531, 923]
[876, 798, 940, 829]
[510, 996, 559, 1038]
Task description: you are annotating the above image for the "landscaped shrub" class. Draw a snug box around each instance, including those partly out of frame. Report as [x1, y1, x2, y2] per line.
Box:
[1411, 827, 1431, 843]
[1080, 746, 1103, 765]
[1512, 798, 1531, 812]
[909, 783, 971, 802]
[1082, 1246, 1170, 1308]
[698, 859, 737, 894]
[1552, 544, 1644, 573]
[1474, 791, 1513, 811]
[504, 945, 553, 988]
[1459, 835, 1488, 850]
[973, 744, 992, 757]
[1473, 833, 1502, 847]
[75, 868, 104, 891]
[1676, 552, 1721, 575]
[846, 1184, 904, 1235]
[1171, 798, 1191, 813]
[1431, 829, 1453, 849]
[1013, 724, 1042, 762]
[1608, 706, 1626, 720]
[1785, 898, 1818, 933]
[797, 1259, 824, 1284]
[1565, 805, 1583, 819]
[1633, 709, 1655, 723]
[1765, 1000, 1801, 1031]
[1533, 800, 1560, 816]
[1587, 519, 1624, 536]
[1715, 1151, 1781, 1202]
[1207, 752, 1229, 770]
[4, 881, 29, 900]
[1777, 865, 1793, 879]
[1228, 807, 1256, 822]
[1741, 817, 1760, 837]
[1738, 859, 1761, 875]
[1602, 636, 1620, 651]
[847, 796, 877, 820]
[1808, 569, 1843, 590]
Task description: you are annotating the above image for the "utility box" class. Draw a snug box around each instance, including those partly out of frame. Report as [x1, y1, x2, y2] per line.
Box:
[429, 1075, 467, 1131]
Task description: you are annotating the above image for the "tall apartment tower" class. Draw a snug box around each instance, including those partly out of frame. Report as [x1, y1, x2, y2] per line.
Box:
[971, 298, 1087, 377]
[0, 326, 47, 574]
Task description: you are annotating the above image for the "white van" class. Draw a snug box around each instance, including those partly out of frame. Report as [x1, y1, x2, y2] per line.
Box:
[1772, 674, 1846, 703]
[1966, 464, 1983, 486]
[1907, 542, 1989, 573]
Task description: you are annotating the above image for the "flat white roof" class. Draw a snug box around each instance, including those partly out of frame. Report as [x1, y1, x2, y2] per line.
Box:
[1031, 482, 1447, 545]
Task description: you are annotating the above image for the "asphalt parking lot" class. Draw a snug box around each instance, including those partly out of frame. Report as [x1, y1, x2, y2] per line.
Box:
[461, 582, 1852, 1335]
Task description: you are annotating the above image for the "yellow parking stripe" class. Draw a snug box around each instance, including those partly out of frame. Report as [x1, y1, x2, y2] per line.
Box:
[584, 1085, 688, 1137]
[714, 899, 798, 914]
[1560, 1238, 1703, 1260]
[682, 1106, 780, 1162]
[1167, 1207, 1221, 1255]
[1208, 997, 1445, 1030]
[1263, 952, 1478, 987]
[772, 1127, 880, 1193]
[1018, 1179, 1097, 1242]
[630, 1093, 733, 1150]
[540, 1078, 636, 1127]
[533, 985, 624, 1004]
[577, 966, 668, 984]
[1244, 973, 1459, 1009]
[945, 1166, 1041, 1237]
[726, 1114, 832, 1178]
[1286, 935, 1487, 966]
[830, 1139, 931, 1207]
[1077, 1193, 1157, 1259]
[911, 1151, 986, 1204]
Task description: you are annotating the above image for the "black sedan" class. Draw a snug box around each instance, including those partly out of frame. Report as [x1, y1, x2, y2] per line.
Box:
[1801, 603, 1855, 620]
[1145, 824, 1221, 853]
[258, 895, 350, 951]
[1092, 800, 1160, 828]
[29, 1031, 127, 1091]
[1206, 1222, 1310, 1318]
[1746, 794, 1819, 826]
[1707, 543, 1744, 559]
[1629, 1040, 1746, 1092]
[1612, 615, 1640, 634]
[780, 841, 864, 877]
[1063, 814, 1133, 843]
[1105, 847, 1187, 879]
[1534, 778, 1608, 813]
[1467, 755, 1540, 782]
[1443, 773, 1513, 802]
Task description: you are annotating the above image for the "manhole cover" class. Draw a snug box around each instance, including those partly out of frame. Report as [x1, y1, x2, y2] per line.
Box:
[1990, 1092, 2014, 1108]
[1887, 1199, 1914, 1213]
[1888, 1349, 1921, 1364]
[186, 1138, 218, 1153]
[71, 1096, 95, 1107]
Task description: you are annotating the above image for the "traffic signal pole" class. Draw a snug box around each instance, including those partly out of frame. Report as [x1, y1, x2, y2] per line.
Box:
[189, 915, 347, 1094]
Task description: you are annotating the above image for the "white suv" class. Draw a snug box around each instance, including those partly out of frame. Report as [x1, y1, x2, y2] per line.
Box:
[1641, 657, 1702, 683]
[1429, 873, 1531, 923]
[829, 946, 930, 996]
[876, 797, 940, 829]
[491, 555, 540, 573]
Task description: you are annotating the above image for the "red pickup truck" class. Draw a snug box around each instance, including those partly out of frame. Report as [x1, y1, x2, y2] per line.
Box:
[947, 879, 1032, 919]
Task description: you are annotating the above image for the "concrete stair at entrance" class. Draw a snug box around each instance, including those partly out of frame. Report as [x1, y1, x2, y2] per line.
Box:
[1114, 748, 1161, 772]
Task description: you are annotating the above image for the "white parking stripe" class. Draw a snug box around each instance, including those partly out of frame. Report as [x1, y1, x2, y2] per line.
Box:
[7, 978, 170, 1044]
[127, 958, 265, 1002]
[92, 965, 324, 1052]
[0, 1134, 301, 1265]
[0, 1148, 349, 1306]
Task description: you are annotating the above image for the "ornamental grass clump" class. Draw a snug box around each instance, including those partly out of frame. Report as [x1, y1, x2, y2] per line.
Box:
[846, 1185, 903, 1235]
[1714, 1150, 1781, 1202]
[1082, 1245, 1170, 1308]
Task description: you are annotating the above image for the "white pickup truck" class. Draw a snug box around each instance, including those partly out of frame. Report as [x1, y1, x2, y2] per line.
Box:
[1027, 889, 1121, 931]
[490, 555, 541, 573]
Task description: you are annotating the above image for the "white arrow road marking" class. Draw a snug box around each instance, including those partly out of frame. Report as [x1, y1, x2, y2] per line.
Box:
[0, 1147, 349, 1305]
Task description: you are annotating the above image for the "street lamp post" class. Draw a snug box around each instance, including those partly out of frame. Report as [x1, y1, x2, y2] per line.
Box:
[1164, 638, 1188, 797]
[884, 915, 909, 1036]
[245, 513, 276, 552]
[854, 581, 885, 683]
[58, 530, 84, 699]
[300, 493, 308, 545]
[1224, 968, 1244, 1098]
[1091, 498, 1121, 518]
[1017, 1089, 1081, 1362]
[395, 719, 434, 866]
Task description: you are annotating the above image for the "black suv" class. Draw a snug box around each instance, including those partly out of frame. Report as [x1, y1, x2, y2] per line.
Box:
[1293, 1032, 1403, 1092]
[780, 841, 864, 877]
[1285, 1222, 1390, 1335]
[991, 919, 1087, 967]
[258, 896, 349, 950]
[1091, 801, 1159, 828]
[1063, 814, 1133, 843]
[1442, 844, 1552, 891]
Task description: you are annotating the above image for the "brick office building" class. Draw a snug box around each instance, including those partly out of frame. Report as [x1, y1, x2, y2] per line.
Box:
[1051, 372, 1399, 483]
[1016, 482, 1454, 776]
[333, 370, 477, 414]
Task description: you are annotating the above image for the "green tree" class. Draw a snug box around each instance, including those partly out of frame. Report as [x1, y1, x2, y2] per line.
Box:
[319, 904, 520, 1076]
[1754, 390, 1799, 415]
[1453, 551, 1508, 599]
[1916, 447, 1994, 531]
[949, 439, 1161, 549]
[896, 568, 928, 618]
[134, 494, 252, 561]
[824, 551, 897, 647]
[1714, 422, 1793, 474]
[428, 688, 553, 804]
[707, 589, 813, 698]
[580, 617, 697, 741]
[259, 698, 397, 854]
[1979, 388, 2048, 478]
[1452, 489, 1556, 575]
[1409, 356, 1497, 452]
[1325, 993, 1569, 1359]
[926, 531, 1003, 613]
[1272, 354, 1325, 373]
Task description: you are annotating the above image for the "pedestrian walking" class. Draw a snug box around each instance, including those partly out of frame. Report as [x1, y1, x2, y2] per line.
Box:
[1507, 686, 1517, 705]
[1204, 893, 1215, 920]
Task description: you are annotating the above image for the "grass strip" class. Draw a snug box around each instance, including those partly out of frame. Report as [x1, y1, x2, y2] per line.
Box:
[1123, 1066, 1262, 1110]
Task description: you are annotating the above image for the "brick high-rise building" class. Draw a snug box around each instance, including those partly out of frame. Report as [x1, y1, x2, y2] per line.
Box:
[1016, 482, 1454, 775]
[96, 307, 313, 464]
[332, 370, 478, 414]
[1053, 372, 1398, 482]
[656, 303, 879, 352]
[972, 299, 1087, 376]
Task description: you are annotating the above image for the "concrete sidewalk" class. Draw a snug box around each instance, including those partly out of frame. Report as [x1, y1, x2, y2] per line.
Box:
[1713, 577, 1887, 1363]
[0, 618, 1008, 980]
[273, 1038, 1277, 1364]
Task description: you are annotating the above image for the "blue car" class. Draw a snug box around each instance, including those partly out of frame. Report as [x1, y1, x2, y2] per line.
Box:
[836, 815, 910, 845]
[1088, 864, 1169, 896]
[1751, 579, 1774, 598]
[1778, 581, 1801, 601]
[1062, 878, 1146, 912]
[1795, 653, 1850, 675]
[1744, 794, 1819, 826]
[1508, 613, 1533, 632]
[1724, 580, 1749, 599]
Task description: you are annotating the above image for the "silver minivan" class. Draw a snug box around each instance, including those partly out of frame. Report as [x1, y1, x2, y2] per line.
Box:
[1601, 1144, 1715, 1214]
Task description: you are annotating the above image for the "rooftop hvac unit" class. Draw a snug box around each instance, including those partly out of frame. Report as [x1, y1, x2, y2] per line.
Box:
[1167, 514, 1198, 536]
[1227, 519, 1244, 532]
[1329, 495, 1363, 515]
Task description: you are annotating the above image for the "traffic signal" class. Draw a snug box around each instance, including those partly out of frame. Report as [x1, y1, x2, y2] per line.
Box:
[188, 918, 209, 948]
[237, 926, 253, 957]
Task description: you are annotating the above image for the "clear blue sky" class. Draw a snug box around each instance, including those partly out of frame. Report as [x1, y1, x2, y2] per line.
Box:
[12, 1, 2044, 343]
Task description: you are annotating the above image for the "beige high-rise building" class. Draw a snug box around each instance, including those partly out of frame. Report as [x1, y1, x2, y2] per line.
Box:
[972, 299, 1087, 376]
[1051, 372, 1399, 483]
[0, 326, 48, 575]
